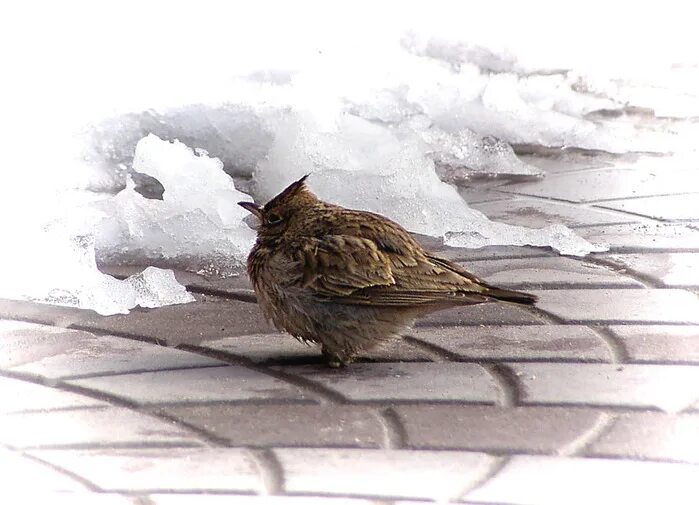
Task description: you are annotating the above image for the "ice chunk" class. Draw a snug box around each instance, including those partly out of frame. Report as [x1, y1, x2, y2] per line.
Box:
[0, 216, 194, 316]
[95, 134, 256, 276]
[125, 266, 194, 309]
[445, 223, 608, 257]
[254, 112, 604, 256]
[417, 125, 544, 182]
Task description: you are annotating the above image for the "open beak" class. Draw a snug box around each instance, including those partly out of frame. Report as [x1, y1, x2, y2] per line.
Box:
[238, 201, 263, 219]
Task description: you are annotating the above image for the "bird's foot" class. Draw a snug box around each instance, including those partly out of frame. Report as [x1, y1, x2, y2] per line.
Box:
[322, 347, 353, 368]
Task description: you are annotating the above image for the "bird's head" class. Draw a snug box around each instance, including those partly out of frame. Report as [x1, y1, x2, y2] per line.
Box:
[238, 174, 318, 240]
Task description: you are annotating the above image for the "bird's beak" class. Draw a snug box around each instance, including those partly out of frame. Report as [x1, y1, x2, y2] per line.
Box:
[238, 201, 263, 219]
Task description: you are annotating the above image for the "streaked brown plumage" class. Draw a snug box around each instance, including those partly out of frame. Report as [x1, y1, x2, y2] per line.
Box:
[239, 175, 536, 367]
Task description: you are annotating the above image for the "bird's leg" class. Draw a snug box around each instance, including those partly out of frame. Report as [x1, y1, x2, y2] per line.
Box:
[321, 346, 353, 368]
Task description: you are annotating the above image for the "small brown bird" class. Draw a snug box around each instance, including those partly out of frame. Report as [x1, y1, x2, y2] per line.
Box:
[239, 175, 536, 367]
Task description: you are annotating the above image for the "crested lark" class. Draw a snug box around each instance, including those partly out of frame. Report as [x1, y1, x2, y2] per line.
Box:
[239, 175, 536, 367]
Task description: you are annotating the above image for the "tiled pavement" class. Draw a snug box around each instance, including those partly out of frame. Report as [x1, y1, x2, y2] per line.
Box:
[1, 156, 698, 504]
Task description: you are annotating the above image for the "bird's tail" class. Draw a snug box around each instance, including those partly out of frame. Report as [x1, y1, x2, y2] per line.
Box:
[483, 286, 538, 305]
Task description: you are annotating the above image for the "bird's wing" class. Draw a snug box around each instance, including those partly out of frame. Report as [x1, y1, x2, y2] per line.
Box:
[294, 230, 489, 306]
[295, 235, 396, 297]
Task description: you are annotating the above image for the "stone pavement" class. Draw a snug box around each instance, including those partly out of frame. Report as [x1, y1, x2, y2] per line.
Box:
[1, 154, 698, 504]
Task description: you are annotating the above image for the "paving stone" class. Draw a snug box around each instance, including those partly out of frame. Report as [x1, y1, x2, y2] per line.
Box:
[67, 366, 311, 405]
[500, 165, 697, 202]
[409, 325, 612, 362]
[151, 496, 378, 505]
[393, 405, 605, 453]
[606, 325, 699, 364]
[417, 301, 546, 327]
[29, 448, 264, 493]
[530, 288, 699, 324]
[273, 362, 499, 403]
[508, 362, 699, 412]
[434, 245, 555, 262]
[0, 320, 225, 380]
[578, 223, 699, 251]
[0, 447, 90, 492]
[457, 187, 516, 204]
[465, 455, 699, 504]
[471, 198, 639, 228]
[201, 333, 429, 365]
[463, 256, 641, 289]
[0, 295, 274, 346]
[275, 448, 494, 501]
[160, 404, 384, 448]
[595, 193, 699, 221]
[0, 376, 105, 414]
[517, 151, 625, 175]
[0, 406, 199, 449]
[586, 412, 699, 464]
[101, 265, 254, 295]
[601, 252, 699, 287]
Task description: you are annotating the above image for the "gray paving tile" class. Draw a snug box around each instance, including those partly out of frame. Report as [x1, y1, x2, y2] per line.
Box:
[273, 362, 499, 403]
[200, 333, 430, 365]
[151, 496, 377, 505]
[607, 325, 699, 364]
[517, 151, 625, 175]
[75, 294, 274, 346]
[394, 405, 605, 453]
[0, 407, 199, 448]
[464, 256, 642, 288]
[275, 448, 494, 501]
[595, 193, 699, 221]
[29, 448, 264, 493]
[160, 404, 384, 448]
[0, 447, 90, 492]
[466, 455, 699, 504]
[500, 165, 698, 202]
[417, 301, 546, 327]
[67, 366, 310, 405]
[435, 245, 556, 262]
[0, 320, 225, 379]
[409, 325, 612, 362]
[0, 376, 106, 414]
[602, 252, 699, 287]
[586, 412, 699, 464]
[578, 223, 699, 251]
[508, 362, 699, 412]
[0, 295, 274, 346]
[472, 198, 639, 228]
[102, 265, 254, 294]
[530, 289, 699, 324]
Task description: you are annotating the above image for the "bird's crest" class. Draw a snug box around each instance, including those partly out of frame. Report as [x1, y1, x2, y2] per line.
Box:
[264, 174, 315, 211]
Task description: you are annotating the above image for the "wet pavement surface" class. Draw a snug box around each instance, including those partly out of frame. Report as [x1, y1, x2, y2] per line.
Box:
[2, 156, 698, 503]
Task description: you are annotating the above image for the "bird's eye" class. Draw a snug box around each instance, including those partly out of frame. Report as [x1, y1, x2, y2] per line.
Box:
[266, 213, 283, 225]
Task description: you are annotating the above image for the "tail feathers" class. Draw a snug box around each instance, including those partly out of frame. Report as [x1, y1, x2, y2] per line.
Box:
[483, 286, 538, 305]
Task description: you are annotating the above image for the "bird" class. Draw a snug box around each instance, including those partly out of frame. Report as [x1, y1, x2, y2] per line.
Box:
[238, 175, 537, 367]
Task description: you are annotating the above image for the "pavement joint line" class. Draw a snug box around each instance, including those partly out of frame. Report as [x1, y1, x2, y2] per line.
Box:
[589, 191, 699, 204]
[522, 305, 566, 325]
[401, 335, 458, 362]
[589, 325, 629, 364]
[584, 256, 664, 288]
[492, 282, 647, 290]
[0, 369, 222, 449]
[479, 363, 520, 408]
[375, 407, 408, 450]
[14, 447, 103, 492]
[15, 441, 204, 451]
[57, 363, 232, 381]
[249, 448, 285, 495]
[456, 454, 511, 500]
[176, 343, 349, 405]
[556, 411, 616, 457]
